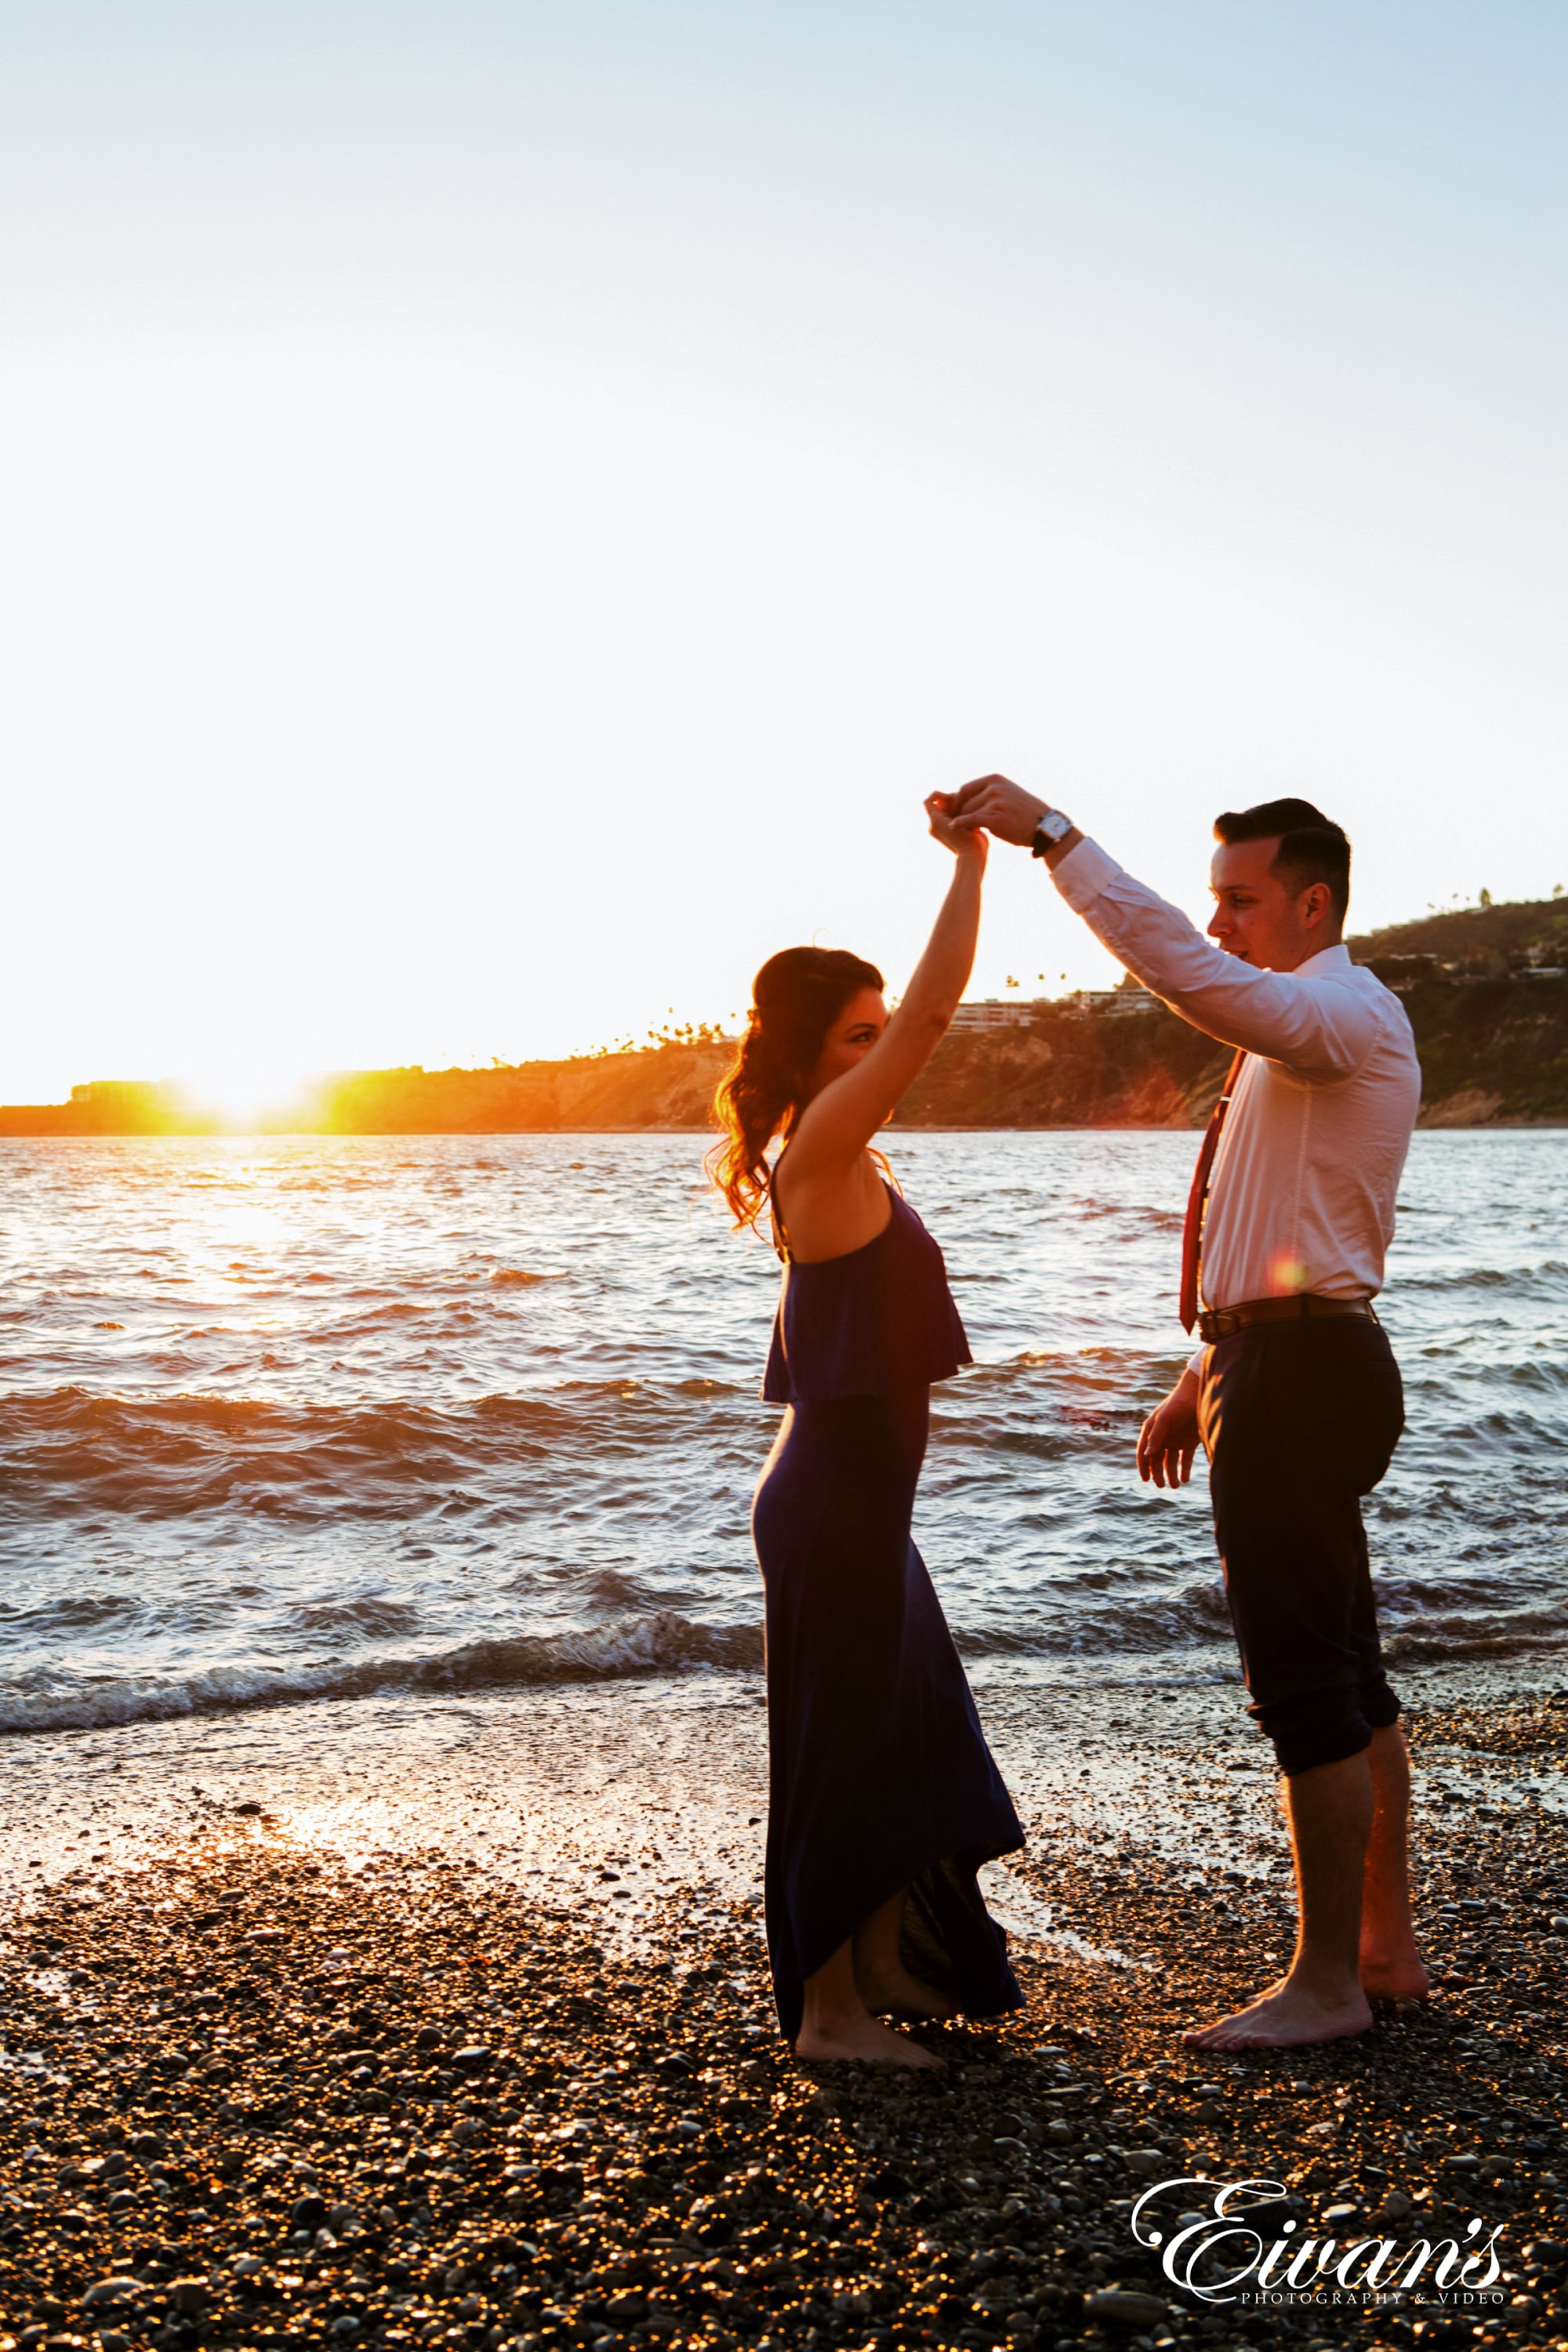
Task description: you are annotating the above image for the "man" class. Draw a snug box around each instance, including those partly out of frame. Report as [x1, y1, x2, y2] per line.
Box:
[951, 775, 1428, 2051]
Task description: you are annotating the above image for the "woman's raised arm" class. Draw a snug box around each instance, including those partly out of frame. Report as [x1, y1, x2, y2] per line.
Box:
[786, 796, 986, 1178]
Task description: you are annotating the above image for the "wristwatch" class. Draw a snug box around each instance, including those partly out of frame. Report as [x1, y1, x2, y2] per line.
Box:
[1031, 808, 1075, 858]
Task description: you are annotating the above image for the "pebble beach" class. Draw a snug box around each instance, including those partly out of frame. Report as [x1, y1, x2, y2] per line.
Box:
[1, 1667, 1564, 2352]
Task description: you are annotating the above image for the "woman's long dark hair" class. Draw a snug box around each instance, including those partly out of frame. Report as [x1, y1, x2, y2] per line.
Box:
[710, 946, 884, 1230]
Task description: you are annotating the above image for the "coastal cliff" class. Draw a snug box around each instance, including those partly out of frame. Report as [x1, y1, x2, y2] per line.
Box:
[7, 895, 1568, 1134]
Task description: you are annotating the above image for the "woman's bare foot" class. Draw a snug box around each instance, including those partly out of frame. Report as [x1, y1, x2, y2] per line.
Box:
[856, 1962, 956, 2021]
[1181, 1973, 1373, 2053]
[796, 2014, 945, 2068]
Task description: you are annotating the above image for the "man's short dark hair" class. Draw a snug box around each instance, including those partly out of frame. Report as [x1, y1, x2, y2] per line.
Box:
[1214, 796, 1351, 925]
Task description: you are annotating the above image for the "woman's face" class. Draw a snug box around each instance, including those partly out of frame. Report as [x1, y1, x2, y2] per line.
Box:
[806, 986, 888, 1099]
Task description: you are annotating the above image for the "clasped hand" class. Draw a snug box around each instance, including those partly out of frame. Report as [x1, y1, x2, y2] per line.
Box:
[946, 773, 1049, 847]
[924, 790, 988, 863]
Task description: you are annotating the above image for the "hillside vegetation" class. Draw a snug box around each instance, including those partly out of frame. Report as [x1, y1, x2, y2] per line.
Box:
[8, 893, 1568, 1134]
[1347, 892, 1568, 966]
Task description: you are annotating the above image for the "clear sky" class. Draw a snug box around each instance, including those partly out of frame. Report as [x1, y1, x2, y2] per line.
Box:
[3, 2, 1566, 1109]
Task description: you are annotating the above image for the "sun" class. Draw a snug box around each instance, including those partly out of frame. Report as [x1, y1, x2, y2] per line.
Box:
[174, 1054, 320, 1132]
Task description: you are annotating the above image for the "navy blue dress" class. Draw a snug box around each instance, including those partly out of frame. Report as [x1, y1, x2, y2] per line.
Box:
[753, 1180, 1025, 2040]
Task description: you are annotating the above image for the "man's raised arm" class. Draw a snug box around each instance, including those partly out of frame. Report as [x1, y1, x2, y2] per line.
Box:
[949, 772, 1378, 1080]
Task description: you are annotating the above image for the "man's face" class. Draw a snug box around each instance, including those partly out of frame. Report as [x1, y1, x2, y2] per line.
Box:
[1207, 838, 1337, 972]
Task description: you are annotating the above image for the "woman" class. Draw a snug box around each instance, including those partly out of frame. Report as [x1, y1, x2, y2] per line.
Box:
[711, 793, 1025, 2067]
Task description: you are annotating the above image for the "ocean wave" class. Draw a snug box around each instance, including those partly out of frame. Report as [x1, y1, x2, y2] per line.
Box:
[0, 1610, 764, 1734]
[949, 1577, 1235, 1658]
[1382, 1607, 1568, 1665]
[1396, 1261, 1568, 1294]
[0, 1383, 764, 1523]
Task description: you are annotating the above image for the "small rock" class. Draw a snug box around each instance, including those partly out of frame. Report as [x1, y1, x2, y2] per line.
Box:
[1234, 2198, 1295, 2234]
[234, 1800, 264, 1817]
[169, 2279, 212, 2315]
[82, 2279, 141, 2310]
[1323, 2201, 1359, 2223]
[1085, 2287, 1168, 2325]
[100, 2336, 130, 2352]
[233, 2256, 264, 2278]
[452, 2043, 492, 2068]
[290, 2192, 328, 2233]
[1192, 2100, 1225, 2124]
[1122, 2150, 1167, 2177]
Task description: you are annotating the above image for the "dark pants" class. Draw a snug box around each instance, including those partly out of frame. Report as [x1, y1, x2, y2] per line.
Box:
[1197, 1315, 1405, 1777]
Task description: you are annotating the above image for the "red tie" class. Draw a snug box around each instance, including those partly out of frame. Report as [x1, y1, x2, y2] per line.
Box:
[1179, 1048, 1248, 1334]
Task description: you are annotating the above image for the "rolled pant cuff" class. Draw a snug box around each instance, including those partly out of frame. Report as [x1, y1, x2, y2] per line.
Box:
[1252, 1690, 1401, 1778]
[1272, 1720, 1374, 1777]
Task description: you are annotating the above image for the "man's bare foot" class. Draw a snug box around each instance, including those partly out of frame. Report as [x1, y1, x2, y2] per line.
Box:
[795, 2015, 945, 2068]
[1361, 1948, 1431, 2002]
[855, 1963, 956, 2022]
[1181, 1974, 1374, 2052]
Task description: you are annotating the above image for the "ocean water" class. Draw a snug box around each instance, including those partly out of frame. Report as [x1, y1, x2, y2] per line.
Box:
[0, 1129, 1563, 1737]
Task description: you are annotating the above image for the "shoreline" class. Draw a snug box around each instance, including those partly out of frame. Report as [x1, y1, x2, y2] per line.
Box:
[2, 1666, 1565, 2350]
[3, 1655, 1564, 1912]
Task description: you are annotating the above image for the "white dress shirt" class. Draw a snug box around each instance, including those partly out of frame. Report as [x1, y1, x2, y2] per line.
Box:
[1051, 837, 1421, 1326]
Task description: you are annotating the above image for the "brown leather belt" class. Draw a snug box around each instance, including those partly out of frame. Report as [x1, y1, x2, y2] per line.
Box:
[1197, 1294, 1377, 1345]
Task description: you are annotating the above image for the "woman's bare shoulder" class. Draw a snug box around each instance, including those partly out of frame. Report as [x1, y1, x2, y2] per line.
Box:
[771, 1150, 891, 1264]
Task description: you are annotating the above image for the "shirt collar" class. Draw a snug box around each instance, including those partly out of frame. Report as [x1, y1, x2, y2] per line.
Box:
[1295, 942, 1352, 976]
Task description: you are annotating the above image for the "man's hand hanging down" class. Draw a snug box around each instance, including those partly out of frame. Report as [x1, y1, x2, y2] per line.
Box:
[1137, 1368, 1203, 1489]
[949, 774, 1050, 848]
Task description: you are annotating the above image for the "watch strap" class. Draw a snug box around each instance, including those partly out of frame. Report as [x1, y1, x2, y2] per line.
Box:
[1031, 808, 1074, 858]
